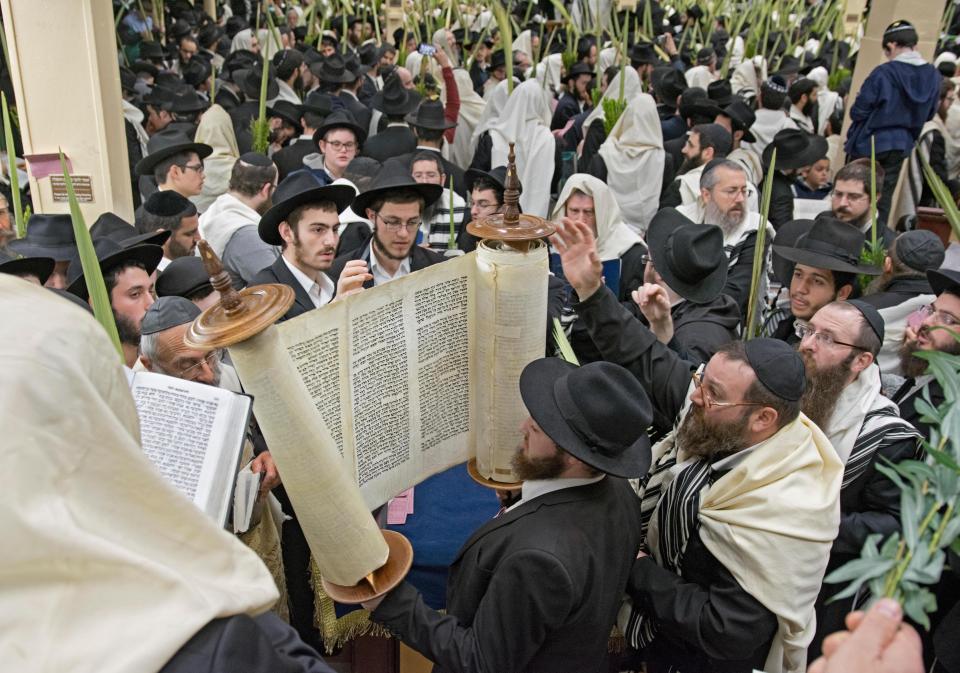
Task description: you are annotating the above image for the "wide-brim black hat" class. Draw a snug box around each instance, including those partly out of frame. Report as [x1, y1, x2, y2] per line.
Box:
[135, 128, 213, 176]
[563, 62, 593, 82]
[519, 358, 652, 479]
[646, 207, 728, 304]
[258, 173, 356, 245]
[405, 100, 456, 130]
[352, 158, 443, 216]
[312, 109, 368, 145]
[707, 79, 734, 107]
[928, 268, 960, 296]
[235, 66, 280, 100]
[301, 91, 334, 115]
[0, 251, 55, 285]
[267, 100, 304, 132]
[372, 73, 419, 115]
[772, 216, 881, 276]
[7, 214, 77, 260]
[131, 60, 160, 78]
[762, 128, 828, 170]
[466, 165, 511, 192]
[719, 100, 756, 143]
[66, 239, 164, 299]
[90, 211, 171, 248]
[316, 55, 359, 84]
[771, 218, 813, 285]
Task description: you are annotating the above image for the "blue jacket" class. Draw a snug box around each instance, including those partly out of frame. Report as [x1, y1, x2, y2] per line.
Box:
[845, 57, 940, 158]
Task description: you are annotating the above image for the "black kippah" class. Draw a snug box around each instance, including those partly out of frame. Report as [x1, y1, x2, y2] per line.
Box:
[743, 338, 806, 401]
[847, 299, 885, 343]
[238, 151, 275, 167]
[144, 190, 192, 217]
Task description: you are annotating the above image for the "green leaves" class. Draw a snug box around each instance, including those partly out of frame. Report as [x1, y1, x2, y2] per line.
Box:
[2, 91, 24, 239]
[602, 97, 627, 135]
[552, 318, 579, 366]
[745, 148, 776, 339]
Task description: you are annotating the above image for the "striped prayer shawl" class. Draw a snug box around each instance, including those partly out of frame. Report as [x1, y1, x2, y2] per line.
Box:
[842, 407, 921, 490]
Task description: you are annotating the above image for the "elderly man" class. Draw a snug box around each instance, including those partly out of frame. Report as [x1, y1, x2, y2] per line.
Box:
[551, 217, 842, 673]
[797, 299, 920, 659]
[660, 123, 732, 209]
[363, 358, 651, 673]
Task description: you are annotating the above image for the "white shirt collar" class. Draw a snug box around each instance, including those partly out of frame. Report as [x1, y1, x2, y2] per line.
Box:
[506, 475, 606, 513]
[281, 256, 335, 307]
[157, 257, 171, 272]
[367, 242, 411, 284]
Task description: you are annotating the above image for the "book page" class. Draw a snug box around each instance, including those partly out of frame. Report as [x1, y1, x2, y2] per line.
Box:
[130, 371, 249, 525]
[473, 240, 550, 482]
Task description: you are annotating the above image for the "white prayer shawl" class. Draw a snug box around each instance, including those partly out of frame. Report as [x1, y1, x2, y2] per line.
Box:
[807, 66, 842, 137]
[743, 108, 798, 158]
[536, 53, 564, 96]
[726, 34, 745, 69]
[512, 30, 533, 62]
[599, 46, 618, 72]
[699, 414, 842, 673]
[0, 276, 278, 673]
[684, 64, 718, 89]
[122, 99, 150, 155]
[730, 56, 768, 98]
[274, 78, 302, 104]
[472, 78, 511, 154]
[582, 68, 642, 136]
[193, 104, 240, 213]
[433, 28, 459, 68]
[450, 68, 487, 168]
[488, 80, 555, 217]
[597, 93, 664, 235]
[728, 145, 763, 185]
[823, 364, 897, 464]
[230, 28, 256, 52]
[789, 106, 815, 134]
[551, 173, 643, 260]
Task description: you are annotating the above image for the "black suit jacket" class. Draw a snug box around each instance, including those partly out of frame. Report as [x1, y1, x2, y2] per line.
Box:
[273, 137, 317, 181]
[550, 92, 581, 131]
[362, 125, 418, 163]
[339, 92, 372, 135]
[373, 478, 643, 673]
[250, 255, 318, 322]
[327, 239, 446, 289]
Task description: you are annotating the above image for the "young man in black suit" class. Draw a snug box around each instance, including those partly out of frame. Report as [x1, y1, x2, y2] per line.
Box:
[363, 358, 651, 673]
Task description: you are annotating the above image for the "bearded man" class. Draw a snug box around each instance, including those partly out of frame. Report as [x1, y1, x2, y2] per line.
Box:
[796, 299, 920, 660]
[552, 217, 843, 673]
[677, 159, 773, 315]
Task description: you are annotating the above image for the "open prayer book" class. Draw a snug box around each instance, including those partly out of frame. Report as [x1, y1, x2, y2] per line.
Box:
[129, 371, 253, 528]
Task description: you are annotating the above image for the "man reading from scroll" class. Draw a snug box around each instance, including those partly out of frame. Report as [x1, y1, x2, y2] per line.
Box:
[361, 358, 650, 673]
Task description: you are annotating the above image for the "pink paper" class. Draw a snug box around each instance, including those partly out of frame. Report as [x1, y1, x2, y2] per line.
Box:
[25, 153, 72, 180]
[386, 488, 415, 525]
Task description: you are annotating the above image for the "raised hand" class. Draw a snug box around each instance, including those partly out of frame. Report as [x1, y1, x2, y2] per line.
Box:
[335, 260, 373, 300]
[632, 283, 674, 344]
[550, 217, 603, 301]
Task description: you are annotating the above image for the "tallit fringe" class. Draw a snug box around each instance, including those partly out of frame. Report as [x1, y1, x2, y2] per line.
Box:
[309, 557, 393, 654]
[608, 625, 626, 653]
[238, 507, 289, 622]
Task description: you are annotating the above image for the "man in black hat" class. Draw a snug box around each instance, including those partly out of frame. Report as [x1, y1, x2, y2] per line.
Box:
[250, 173, 360, 321]
[329, 158, 445, 289]
[156, 256, 219, 310]
[322, 54, 372, 132]
[652, 67, 688, 142]
[551, 63, 593, 131]
[465, 165, 507, 248]
[364, 358, 650, 673]
[788, 78, 818, 134]
[770, 217, 881, 345]
[66, 238, 163, 368]
[137, 190, 201, 271]
[199, 152, 279, 288]
[797, 298, 920, 660]
[762, 128, 829, 228]
[862, 230, 945, 374]
[395, 99, 467, 197]
[714, 100, 762, 185]
[135, 128, 213, 203]
[550, 217, 843, 673]
[631, 209, 741, 364]
[231, 66, 280, 153]
[0, 249, 54, 286]
[630, 41, 661, 89]
[362, 73, 419, 163]
[845, 20, 940, 227]
[273, 92, 333, 180]
[7, 213, 77, 289]
[266, 100, 304, 154]
[483, 50, 509, 97]
[660, 123, 732, 209]
[295, 109, 366, 185]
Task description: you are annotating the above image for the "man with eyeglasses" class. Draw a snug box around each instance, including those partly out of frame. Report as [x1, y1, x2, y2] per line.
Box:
[551, 217, 843, 673]
[410, 152, 470, 252]
[134, 128, 212, 207]
[795, 299, 920, 659]
[893, 268, 960, 436]
[329, 158, 446, 289]
[296, 110, 366, 186]
[825, 160, 894, 248]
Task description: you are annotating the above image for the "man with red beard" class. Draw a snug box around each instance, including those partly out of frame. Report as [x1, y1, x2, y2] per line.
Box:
[552, 218, 843, 673]
[250, 173, 371, 321]
[892, 268, 960, 435]
[796, 299, 920, 659]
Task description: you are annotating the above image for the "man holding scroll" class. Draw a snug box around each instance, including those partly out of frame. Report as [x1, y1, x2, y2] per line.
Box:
[362, 359, 652, 673]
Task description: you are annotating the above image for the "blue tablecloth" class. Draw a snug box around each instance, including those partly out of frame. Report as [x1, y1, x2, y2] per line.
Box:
[387, 463, 500, 609]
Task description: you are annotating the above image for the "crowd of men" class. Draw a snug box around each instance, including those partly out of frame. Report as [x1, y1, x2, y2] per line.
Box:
[4, 0, 960, 672]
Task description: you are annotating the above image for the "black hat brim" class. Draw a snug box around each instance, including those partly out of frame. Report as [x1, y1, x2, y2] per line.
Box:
[404, 110, 457, 130]
[135, 142, 214, 177]
[258, 184, 357, 245]
[312, 119, 368, 145]
[236, 70, 280, 100]
[352, 181, 443, 220]
[770, 219, 813, 286]
[519, 358, 652, 479]
[0, 256, 55, 285]
[7, 238, 76, 261]
[122, 230, 172, 248]
[267, 106, 304, 131]
[465, 167, 506, 192]
[762, 133, 828, 170]
[771, 244, 881, 276]
[646, 216, 728, 304]
[371, 91, 420, 116]
[68, 244, 164, 299]
[927, 268, 960, 296]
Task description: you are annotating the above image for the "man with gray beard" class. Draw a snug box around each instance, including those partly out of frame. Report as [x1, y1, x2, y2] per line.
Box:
[677, 159, 773, 316]
[796, 299, 920, 660]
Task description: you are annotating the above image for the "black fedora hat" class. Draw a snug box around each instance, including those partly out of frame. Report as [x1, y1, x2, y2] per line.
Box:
[131, 60, 160, 78]
[489, 50, 508, 71]
[0, 249, 55, 285]
[258, 172, 356, 245]
[372, 72, 419, 116]
[353, 158, 443, 216]
[773, 217, 881, 276]
[267, 100, 304, 133]
[235, 65, 280, 100]
[646, 208, 728, 304]
[466, 165, 511, 193]
[301, 90, 334, 116]
[562, 62, 593, 83]
[156, 255, 213, 298]
[774, 54, 802, 77]
[630, 41, 660, 66]
[135, 128, 213, 176]
[7, 214, 76, 260]
[927, 268, 960, 297]
[66, 238, 164, 299]
[762, 128, 828, 170]
[653, 67, 687, 106]
[90, 211, 171, 248]
[719, 99, 756, 143]
[405, 99, 456, 130]
[312, 109, 368, 145]
[317, 53, 358, 84]
[170, 88, 209, 114]
[143, 85, 177, 110]
[519, 358, 653, 479]
[770, 218, 813, 285]
[139, 40, 166, 62]
[707, 79, 734, 107]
